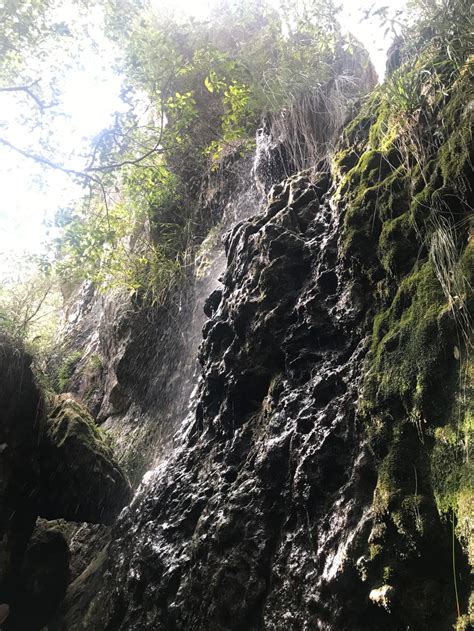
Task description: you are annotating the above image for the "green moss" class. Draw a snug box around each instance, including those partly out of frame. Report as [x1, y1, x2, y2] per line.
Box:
[432, 414, 472, 510]
[366, 262, 458, 423]
[459, 241, 474, 315]
[338, 38, 473, 277]
[88, 354, 103, 371]
[432, 376, 474, 564]
[338, 144, 408, 277]
[56, 350, 82, 393]
[334, 34, 473, 625]
[340, 149, 400, 196]
[373, 423, 429, 515]
[41, 395, 131, 524]
[382, 565, 393, 582]
[378, 212, 417, 277]
[369, 544, 383, 560]
[333, 148, 359, 176]
[455, 614, 473, 631]
[341, 89, 382, 149]
[368, 100, 397, 151]
[436, 65, 473, 188]
[48, 396, 107, 448]
[340, 61, 472, 431]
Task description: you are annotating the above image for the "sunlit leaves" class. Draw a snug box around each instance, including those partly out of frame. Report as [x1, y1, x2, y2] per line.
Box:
[50, 0, 351, 299]
[0, 255, 62, 352]
[53, 159, 192, 305]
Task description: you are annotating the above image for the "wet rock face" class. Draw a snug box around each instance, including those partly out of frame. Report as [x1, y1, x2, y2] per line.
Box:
[66, 173, 388, 630]
[0, 336, 43, 596]
[0, 338, 131, 627]
[38, 396, 132, 525]
[253, 120, 295, 195]
[4, 524, 70, 631]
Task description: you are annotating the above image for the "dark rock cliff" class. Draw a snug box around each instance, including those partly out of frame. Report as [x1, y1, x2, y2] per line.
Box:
[57, 170, 382, 630]
[3, 30, 472, 631]
[59, 54, 474, 629]
[52, 82, 472, 627]
[51, 153, 261, 488]
[0, 335, 131, 630]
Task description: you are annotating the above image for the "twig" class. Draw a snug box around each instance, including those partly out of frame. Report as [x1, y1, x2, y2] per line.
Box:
[0, 82, 53, 112]
[0, 136, 111, 226]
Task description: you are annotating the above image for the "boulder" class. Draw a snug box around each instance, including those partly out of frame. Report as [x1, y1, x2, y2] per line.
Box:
[4, 524, 70, 631]
[0, 336, 132, 628]
[38, 396, 132, 525]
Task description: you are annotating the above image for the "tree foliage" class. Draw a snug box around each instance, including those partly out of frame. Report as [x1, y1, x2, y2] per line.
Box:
[119, 0, 368, 173]
[0, 258, 62, 363]
[46, 0, 374, 301]
[1, 0, 471, 350]
[53, 164, 193, 304]
[9, 0, 456, 308]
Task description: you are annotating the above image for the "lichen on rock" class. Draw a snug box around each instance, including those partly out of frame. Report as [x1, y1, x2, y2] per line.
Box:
[38, 395, 132, 525]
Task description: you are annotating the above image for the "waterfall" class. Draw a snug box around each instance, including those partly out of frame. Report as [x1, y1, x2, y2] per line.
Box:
[103, 150, 267, 483]
[56, 140, 379, 630]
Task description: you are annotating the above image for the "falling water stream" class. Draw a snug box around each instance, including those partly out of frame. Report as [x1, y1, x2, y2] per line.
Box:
[104, 148, 267, 486]
[59, 121, 382, 631]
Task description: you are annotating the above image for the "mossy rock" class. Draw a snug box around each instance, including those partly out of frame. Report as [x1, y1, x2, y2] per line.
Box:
[38, 395, 132, 525]
[335, 34, 473, 628]
[55, 350, 83, 393]
[366, 261, 459, 423]
[378, 211, 418, 277]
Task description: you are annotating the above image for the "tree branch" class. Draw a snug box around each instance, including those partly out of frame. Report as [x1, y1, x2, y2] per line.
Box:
[84, 139, 164, 172]
[21, 282, 52, 329]
[0, 90, 166, 222]
[0, 136, 111, 226]
[0, 83, 52, 112]
[84, 91, 167, 173]
[0, 136, 84, 177]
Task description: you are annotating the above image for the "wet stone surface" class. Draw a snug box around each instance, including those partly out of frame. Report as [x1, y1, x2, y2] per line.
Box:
[57, 172, 387, 631]
[0, 337, 132, 630]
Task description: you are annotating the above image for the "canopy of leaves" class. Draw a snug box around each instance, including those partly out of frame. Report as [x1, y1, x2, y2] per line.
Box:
[119, 0, 371, 173]
[7, 0, 468, 313]
[47, 0, 375, 302]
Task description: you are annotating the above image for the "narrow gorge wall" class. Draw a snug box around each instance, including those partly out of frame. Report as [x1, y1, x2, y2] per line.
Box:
[4, 34, 471, 631]
[65, 168, 384, 631]
[53, 153, 263, 485]
[51, 46, 472, 628]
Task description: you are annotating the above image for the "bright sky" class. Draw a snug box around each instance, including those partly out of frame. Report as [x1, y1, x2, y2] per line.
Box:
[0, 3, 126, 273]
[0, 0, 406, 273]
[0, 66, 124, 260]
